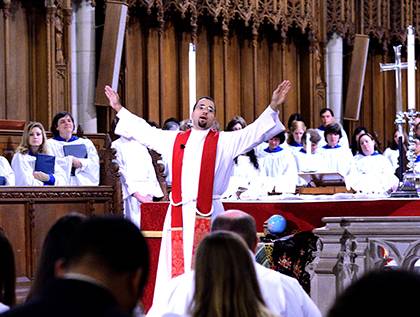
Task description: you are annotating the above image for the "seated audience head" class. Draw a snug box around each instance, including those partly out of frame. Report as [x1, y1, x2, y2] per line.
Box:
[327, 269, 420, 317]
[17, 122, 49, 155]
[191, 231, 271, 317]
[350, 126, 368, 155]
[324, 123, 342, 147]
[191, 96, 216, 130]
[302, 129, 322, 154]
[357, 133, 379, 156]
[26, 213, 86, 301]
[320, 108, 335, 127]
[50, 112, 75, 139]
[0, 228, 15, 308]
[162, 118, 180, 131]
[226, 116, 247, 131]
[63, 216, 149, 314]
[211, 209, 258, 251]
[389, 128, 408, 150]
[287, 120, 306, 145]
[268, 132, 286, 150]
[415, 136, 420, 155]
[287, 113, 305, 131]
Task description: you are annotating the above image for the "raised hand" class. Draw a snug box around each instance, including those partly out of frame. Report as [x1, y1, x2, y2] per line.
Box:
[270, 80, 292, 111]
[104, 85, 123, 112]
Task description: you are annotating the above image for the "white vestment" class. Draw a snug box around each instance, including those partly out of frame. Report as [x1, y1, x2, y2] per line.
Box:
[0, 156, 15, 186]
[383, 147, 399, 171]
[346, 153, 399, 193]
[259, 148, 298, 193]
[147, 262, 321, 317]
[115, 106, 284, 301]
[11, 152, 67, 186]
[112, 137, 163, 228]
[47, 137, 99, 186]
[317, 145, 353, 176]
[293, 150, 327, 186]
[316, 124, 349, 149]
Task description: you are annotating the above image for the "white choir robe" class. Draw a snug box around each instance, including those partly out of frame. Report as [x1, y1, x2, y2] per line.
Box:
[147, 261, 322, 317]
[47, 137, 100, 186]
[11, 152, 68, 186]
[259, 148, 298, 193]
[346, 153, 399, 193]
[284, 141, 304, 154]
[112, 137, 163, 228]
[293, 149, 327, 186]
[316, 124, 349, 149]
[317, 145, 353, 176]
[383, 147, 400, 171]
[0, 156, 15, 186]
[222, 155, 268, 199]
[115, 106, 285, 301]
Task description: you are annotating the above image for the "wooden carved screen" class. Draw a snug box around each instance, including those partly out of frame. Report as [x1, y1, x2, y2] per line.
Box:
[123, 0, 325, 130]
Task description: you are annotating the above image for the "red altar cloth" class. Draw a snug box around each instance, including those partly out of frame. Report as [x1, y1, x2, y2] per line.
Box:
[140, 198, 420, 311]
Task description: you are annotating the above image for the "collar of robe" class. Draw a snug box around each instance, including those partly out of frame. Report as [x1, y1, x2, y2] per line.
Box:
[323, 144, 341, 149]
[54, 135, 78, 142]
[318, 125, 326, 131]
[361, 150, 380, 156]
[289, 140, 303, 147]
[264, 146, 283, 153]
[415, 155, 420, 163]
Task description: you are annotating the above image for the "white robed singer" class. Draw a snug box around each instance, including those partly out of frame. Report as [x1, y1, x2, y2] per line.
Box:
[0, 156, 15, 186]
[112, 136, 164, 228]
[105, 80, 292, 301]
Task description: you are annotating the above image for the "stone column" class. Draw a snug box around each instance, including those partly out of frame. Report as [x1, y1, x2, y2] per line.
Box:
[73, 0, 96, 132]
[325, 33, 343, 123]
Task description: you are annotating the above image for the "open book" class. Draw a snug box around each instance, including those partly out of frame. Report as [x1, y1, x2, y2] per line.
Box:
[298, 172, 345, 187]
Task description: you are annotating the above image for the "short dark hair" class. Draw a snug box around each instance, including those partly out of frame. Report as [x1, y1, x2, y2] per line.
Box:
[324, 123, 342, 142]
[211, 211, 257, 250]
[67, 216, 149, 292]
[320, 108, 334, 117]
[287, 113, 305, 130]
[50, 112, 75, 137]
[270, 131, 286, 144]
[192, 96, 215, 111]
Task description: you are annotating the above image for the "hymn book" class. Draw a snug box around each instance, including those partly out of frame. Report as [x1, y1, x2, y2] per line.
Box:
[35, 154, 55, 175]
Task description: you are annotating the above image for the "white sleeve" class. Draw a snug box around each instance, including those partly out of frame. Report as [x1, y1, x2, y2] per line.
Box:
[0, 156, 15, 186]
[74, 139, 100, 185]
[11, 153, 43, 186]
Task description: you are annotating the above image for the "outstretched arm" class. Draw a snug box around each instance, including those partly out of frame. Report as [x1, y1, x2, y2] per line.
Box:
[104, 85, 123, 112]
[269, 80, 292, 112]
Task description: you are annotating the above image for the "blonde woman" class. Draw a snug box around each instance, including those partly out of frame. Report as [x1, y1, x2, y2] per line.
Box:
[12, 122, 67, 186]
[285, 120, 306, 153]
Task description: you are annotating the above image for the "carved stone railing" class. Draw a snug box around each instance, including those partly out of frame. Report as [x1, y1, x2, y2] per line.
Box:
[309, 216, 420, 316]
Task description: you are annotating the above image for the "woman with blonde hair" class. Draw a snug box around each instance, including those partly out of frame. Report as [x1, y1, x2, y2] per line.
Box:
[189, 231, 278, 317]
[12, 122, 67, 186]
[285, 120, 306, 153]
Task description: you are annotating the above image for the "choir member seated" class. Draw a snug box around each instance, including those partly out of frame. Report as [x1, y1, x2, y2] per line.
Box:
[0, 156, 15, 186]
[47, 112, 99, 186]
[346, 132, 399, 194]
[12, 122, 67, 186]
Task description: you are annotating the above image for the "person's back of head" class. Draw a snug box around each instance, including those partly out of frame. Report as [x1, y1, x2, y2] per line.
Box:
[211, 209, 257, 251]
[190, 231, 271, 317]
[327, 269, 420, 317]
[65, 216, 149, 313]
[0, 228, 15, 307]
[27, 213, 86, 301]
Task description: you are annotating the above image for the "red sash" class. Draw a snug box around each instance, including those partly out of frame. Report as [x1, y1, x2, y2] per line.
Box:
[171, 129, 219, 277]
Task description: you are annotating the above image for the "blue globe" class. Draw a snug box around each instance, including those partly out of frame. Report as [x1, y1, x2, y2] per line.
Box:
[267, 215, 287, 234]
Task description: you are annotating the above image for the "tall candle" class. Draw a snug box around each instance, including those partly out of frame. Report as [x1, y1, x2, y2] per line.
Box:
[407, 26, 416, 110]
[306, 132, 311, 155]
[189, 43, 197, 114]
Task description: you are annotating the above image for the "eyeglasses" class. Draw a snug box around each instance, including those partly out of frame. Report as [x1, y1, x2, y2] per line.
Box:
[196, 104, 215, 113]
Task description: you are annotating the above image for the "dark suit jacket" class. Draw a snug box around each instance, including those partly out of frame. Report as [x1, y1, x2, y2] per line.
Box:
[0, 279, 131, 317]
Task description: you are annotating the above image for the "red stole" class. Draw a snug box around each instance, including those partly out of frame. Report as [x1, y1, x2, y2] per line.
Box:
[170, 128, 219, 277]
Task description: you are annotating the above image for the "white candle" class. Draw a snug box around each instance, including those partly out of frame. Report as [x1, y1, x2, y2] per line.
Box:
[407, 26, 416, 110]
[306, 132, 311, 155]
[189, 43, 197, 114]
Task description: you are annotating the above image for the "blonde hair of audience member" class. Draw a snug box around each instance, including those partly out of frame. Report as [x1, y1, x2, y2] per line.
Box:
[190, 231, 277, 317]
[287, 120, 306, 145]
[301, 129, 321, 154]
[16, 122, 49, 155]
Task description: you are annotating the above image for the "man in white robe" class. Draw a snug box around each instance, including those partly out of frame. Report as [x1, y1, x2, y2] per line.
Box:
[104, 80, 291, 302]
[147, 210, 321, 317]
[112, 136, 164, 228]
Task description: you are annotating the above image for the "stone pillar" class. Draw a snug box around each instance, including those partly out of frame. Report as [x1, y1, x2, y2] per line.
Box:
[325, 33, 343, 123]
[309, 216, 420, 316]
[73, 0, 96, 132]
